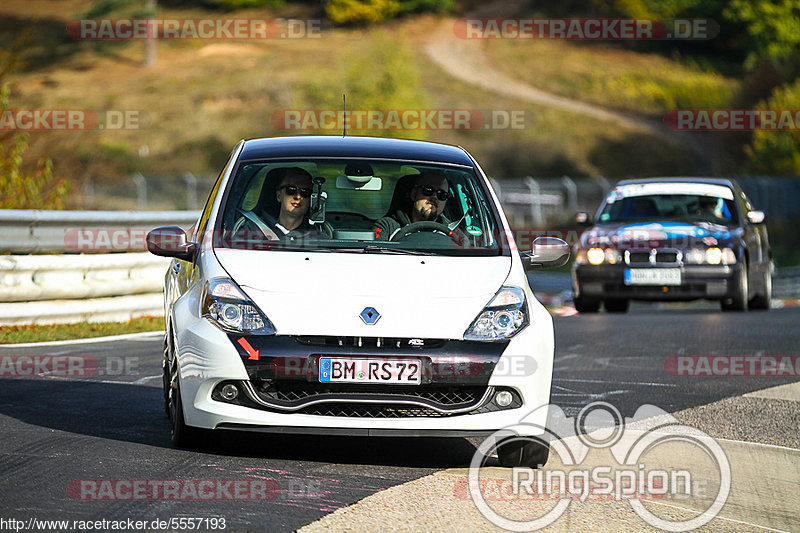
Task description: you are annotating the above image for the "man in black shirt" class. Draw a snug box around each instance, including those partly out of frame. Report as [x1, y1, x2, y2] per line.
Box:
[373, 170, 456, 241]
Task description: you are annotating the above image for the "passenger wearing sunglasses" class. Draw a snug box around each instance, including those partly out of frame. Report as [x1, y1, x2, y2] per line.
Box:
[373, 170, 461, 242]
[232, 167, 326, 243]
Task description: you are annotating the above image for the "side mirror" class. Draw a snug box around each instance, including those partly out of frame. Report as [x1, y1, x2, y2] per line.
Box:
[575, 212, 593, 226]
[747, 211, 765, 225]
[147, 226, 196, 261]
[522, 237, 570, 270]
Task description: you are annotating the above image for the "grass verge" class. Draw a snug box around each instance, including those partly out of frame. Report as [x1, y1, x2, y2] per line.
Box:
[0, 316, 163, 344]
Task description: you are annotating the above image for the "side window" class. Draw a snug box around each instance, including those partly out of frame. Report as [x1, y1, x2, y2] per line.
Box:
[195, 148, 237, 240]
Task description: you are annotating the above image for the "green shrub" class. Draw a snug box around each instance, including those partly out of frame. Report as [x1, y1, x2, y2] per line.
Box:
[745, 78, 800, 174]
[326, 0, 400, 25]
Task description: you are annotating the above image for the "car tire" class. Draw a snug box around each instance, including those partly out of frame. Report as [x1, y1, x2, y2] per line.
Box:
[748, 265, 771, 311]
[574, 295, 600, 313]
[721, 265, 748, 312]
[168, 360, 203, 448]
[604, 299, 630, 313]
[162, 334, 171, 418]
[497, 437, 550, 468]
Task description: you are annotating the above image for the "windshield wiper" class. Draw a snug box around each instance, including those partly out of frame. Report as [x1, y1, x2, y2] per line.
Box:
[362, 245, 436, 256]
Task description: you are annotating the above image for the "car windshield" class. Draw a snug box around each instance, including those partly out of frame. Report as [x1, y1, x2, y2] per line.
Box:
[598, 183, 739, 225]
[215, 158, 504, 256]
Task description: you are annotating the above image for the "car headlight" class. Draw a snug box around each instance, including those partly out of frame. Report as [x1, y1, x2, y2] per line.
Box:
[464, 287, 528, 341]
[705, 247, 723, 265]
[202, 278, 276, 335]
[577, 247, 621, 265]
[586, 247, 605, 265]
[684, 247, 736, 265]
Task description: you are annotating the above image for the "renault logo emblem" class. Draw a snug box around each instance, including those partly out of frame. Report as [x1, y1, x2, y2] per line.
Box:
[360, 307, 381, 325]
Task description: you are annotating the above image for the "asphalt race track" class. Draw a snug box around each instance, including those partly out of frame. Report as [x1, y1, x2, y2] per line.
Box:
[1, 306, 798, 532]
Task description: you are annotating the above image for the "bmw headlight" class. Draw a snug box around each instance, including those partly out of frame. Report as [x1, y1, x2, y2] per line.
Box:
[576, 247, 621, 265]
[202, 278, 276, 335]
[684, 247, 737, 265]
[464, 287, 528, 341]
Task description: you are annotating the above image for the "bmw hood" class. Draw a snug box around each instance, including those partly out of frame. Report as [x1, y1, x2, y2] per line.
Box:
[580, 221, 741, 249]
[214, 249, 512, 338]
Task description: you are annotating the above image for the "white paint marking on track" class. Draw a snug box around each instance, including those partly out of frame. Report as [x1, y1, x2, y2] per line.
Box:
[134, 375, 162, 385]
[0, 330, 164, 348]
[641, 499, 790, 533]
[555, 378, 677, 387]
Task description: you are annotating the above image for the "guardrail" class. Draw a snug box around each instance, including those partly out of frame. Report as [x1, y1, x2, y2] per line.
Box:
[0, 210, 198, 325]
[0, 209, 200, 253]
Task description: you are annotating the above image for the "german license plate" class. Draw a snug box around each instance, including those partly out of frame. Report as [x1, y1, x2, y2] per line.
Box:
[319, 358, 421, 384]
[624, 268, 682, 286]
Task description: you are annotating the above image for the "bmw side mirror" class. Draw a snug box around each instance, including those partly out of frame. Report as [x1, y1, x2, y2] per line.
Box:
[147, 226, 197, 261]
[575, 212, 593, 226]
[747, 211, 765, 225]
[522, 237, 570, 270]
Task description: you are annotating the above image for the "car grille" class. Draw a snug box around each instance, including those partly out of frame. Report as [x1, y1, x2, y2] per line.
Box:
[625, 249, 680, 265]
[253, 381, 486, 409]
[294, 336, 446, 349]
[297, 403, 448, 418]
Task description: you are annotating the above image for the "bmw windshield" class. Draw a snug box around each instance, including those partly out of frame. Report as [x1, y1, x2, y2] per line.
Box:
[598, 182, 740, 226]
[215, 158, 505, 256]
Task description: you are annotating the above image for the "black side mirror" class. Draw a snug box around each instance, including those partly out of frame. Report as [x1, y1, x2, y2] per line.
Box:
[522, 237, 570, 270]
[575, 212, 593, 226]
[147, 226, 196, 261]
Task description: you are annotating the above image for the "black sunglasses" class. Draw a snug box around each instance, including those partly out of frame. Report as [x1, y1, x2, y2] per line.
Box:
[415, 185, 450, 201]
[279, 185, 312, 198]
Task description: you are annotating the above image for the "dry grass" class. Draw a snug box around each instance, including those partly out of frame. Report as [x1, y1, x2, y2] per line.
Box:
[484, 39, 739, 116]
[2, 2, 708, 209]
[0, 316, 163, 344]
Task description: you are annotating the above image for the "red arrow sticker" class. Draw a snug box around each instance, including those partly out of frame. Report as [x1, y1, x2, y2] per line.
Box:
[237, 337, 259, 361]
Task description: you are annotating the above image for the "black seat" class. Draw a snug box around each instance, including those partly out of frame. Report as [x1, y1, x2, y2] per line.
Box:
[254, 167, 287, 219]
[384, 174, 419, 217]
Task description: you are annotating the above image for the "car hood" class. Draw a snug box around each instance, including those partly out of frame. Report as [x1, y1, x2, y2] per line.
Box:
[214, 249, 512, 338]
[580, 221, 741, 249]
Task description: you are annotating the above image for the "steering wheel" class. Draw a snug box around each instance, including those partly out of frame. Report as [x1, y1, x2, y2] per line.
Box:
[390, 221, 452, 241]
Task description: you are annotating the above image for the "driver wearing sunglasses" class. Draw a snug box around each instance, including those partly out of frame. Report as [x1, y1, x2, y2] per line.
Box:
[373, 170, 459, 241]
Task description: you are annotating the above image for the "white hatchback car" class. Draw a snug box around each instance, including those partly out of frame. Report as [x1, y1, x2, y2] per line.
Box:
[147, 136, 568, 467]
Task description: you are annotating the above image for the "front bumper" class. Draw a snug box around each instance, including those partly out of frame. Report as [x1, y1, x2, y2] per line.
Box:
[573, 263, 741, 301]
[172, 304, 555, 438]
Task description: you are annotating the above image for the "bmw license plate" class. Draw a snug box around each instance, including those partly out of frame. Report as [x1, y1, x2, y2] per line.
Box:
[624, 268, 682, 286]
[319, 358, 421, 384]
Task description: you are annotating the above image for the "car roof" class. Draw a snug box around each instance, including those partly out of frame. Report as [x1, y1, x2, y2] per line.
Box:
[614, 176, 738, 189]
[238, 135, 475, 166]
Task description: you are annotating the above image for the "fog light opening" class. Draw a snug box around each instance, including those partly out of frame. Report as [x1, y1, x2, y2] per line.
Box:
[495, 390, 513, 407]
[220, 383, 239, 401]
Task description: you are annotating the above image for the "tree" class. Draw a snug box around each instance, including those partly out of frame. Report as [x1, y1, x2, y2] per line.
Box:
[0, 35, 69, 210]
[745, 78, 800, 174]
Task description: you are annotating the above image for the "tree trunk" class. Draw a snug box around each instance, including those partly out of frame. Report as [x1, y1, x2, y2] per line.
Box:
[143, 0, 156, 67]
